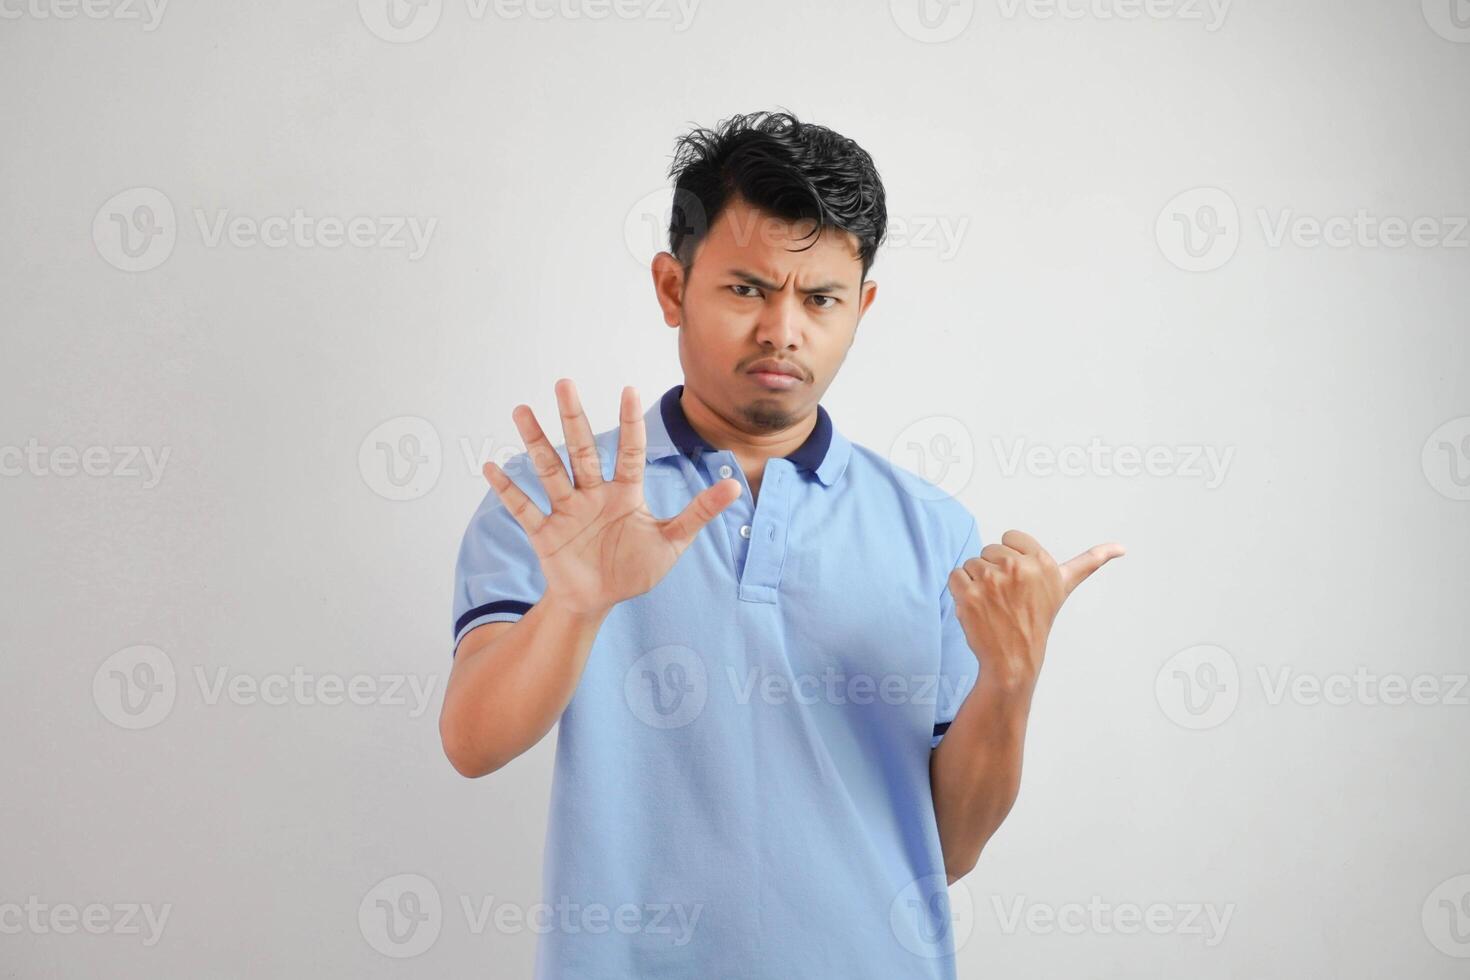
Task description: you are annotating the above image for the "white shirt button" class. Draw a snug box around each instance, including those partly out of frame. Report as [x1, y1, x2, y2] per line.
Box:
[739, 524, 752, 539]
[718, 464, 733, 479]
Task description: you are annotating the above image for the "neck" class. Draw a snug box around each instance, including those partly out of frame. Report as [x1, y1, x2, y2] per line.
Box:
[679, 386, 816, 464]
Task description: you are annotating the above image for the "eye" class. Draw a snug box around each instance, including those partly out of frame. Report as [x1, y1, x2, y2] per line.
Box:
[809, 294, 838, 309]
[730, 284, 761, 298]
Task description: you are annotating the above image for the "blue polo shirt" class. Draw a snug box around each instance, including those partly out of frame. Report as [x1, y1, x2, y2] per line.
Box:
[452, 383, 983, 979]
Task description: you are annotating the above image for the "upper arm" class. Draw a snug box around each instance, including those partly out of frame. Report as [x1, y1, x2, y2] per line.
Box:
[932, 514, 982, 748]
[452, 620, 517, 663]
[451, 454, 548, 654]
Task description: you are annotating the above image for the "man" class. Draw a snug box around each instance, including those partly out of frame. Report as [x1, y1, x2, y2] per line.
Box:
[441, 110, 1123, 979]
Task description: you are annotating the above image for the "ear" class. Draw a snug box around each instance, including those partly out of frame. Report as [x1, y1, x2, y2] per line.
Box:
[856, 278, 878, 321]
[651, 252, 687, 328]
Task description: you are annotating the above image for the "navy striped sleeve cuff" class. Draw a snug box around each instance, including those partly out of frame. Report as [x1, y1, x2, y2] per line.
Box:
[454, 600, 534, 638]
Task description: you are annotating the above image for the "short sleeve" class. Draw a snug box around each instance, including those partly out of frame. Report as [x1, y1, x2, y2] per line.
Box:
[451, 451, 548, 653]
[932, 514, 982, 748]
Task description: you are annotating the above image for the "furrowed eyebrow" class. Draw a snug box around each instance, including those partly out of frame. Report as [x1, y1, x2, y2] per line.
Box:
[728, 269, 850, 294]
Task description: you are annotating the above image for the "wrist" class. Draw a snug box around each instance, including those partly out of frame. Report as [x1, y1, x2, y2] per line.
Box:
[538, 588, 613, 626]
[975, 668, 1038, 701]
[967, 673, 1036, 728]
[972, 638, 1046, 700]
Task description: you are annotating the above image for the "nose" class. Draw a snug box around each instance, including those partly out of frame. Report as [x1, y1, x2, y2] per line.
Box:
[754, 290, 804, 351]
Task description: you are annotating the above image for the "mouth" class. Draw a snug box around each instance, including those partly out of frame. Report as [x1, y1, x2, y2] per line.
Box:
[746, 360, 804, 390]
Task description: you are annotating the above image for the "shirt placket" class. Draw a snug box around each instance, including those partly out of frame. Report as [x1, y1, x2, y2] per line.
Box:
[699, 450, 790, 605]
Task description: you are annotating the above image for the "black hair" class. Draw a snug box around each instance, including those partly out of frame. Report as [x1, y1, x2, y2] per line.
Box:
[665, 110, 888, 280]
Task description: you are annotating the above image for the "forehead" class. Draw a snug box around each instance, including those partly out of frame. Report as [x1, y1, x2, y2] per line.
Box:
[693, 196, 861, 277]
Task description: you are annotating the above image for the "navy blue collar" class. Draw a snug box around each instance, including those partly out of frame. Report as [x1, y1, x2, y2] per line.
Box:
[656, 383, 837, 480]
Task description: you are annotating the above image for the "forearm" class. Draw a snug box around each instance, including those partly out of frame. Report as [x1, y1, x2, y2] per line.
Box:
[929, 679, 1034, 882]
[439, 590, 610, 777]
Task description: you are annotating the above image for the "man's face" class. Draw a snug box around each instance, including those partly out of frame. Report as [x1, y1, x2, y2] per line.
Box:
[652, 195, 877, 434]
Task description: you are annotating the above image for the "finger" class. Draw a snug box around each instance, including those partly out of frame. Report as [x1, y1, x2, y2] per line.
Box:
[613, 385, 646, 486]
[959, 557, 987, 582]
[979, 542, 1022, 566]
[511, 402, 574, 507]
[660, 478, 742, 552]
[1000, 529, 1043, 556]
[557, 378, 605, 491]
[1059, 541, 1126, 597]
[482, 460, 547, 536]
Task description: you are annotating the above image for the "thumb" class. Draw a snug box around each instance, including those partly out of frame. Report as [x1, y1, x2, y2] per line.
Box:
[660, 478, 743, 552]
[1059, 541, 1126, 597]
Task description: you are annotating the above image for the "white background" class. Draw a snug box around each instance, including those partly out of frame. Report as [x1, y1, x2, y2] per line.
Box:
[2, 0, 1468, 976]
